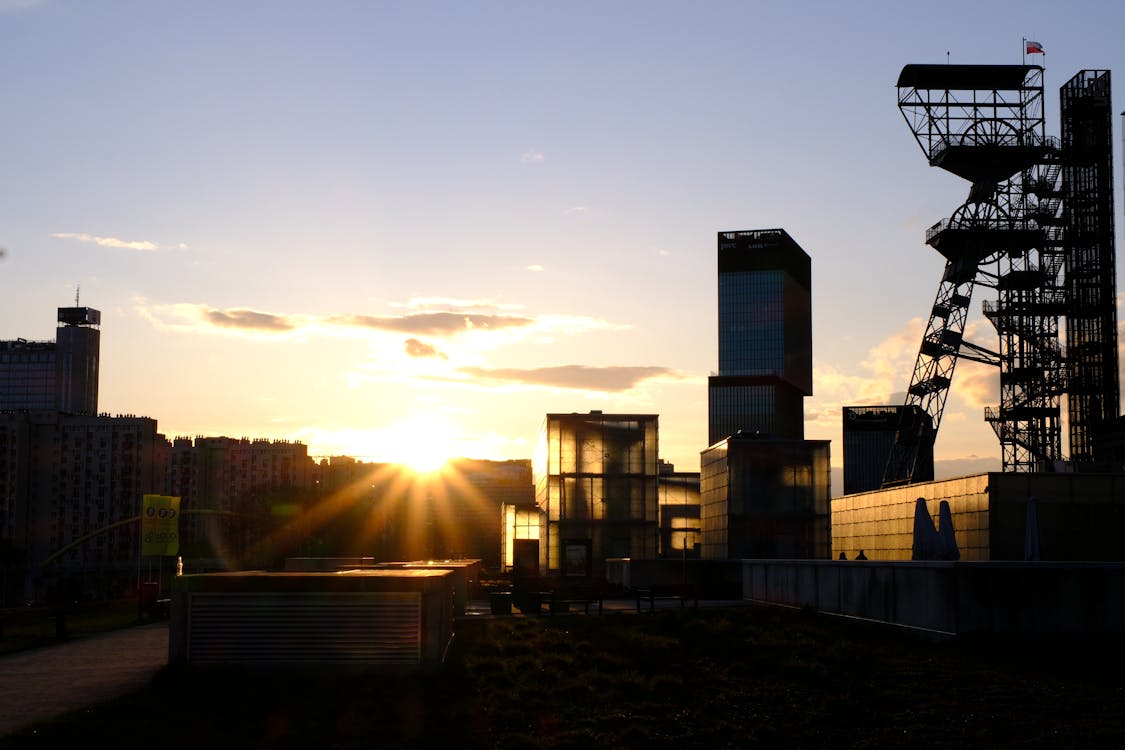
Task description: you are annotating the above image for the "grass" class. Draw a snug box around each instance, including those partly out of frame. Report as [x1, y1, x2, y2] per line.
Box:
[3, 604, 1125, 748]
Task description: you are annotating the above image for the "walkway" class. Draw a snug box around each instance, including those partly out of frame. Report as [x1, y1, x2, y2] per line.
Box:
[0, 622, 169, 736]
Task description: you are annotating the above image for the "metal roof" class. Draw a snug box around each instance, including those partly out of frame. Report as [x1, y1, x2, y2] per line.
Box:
[897, 64, 1042, 90]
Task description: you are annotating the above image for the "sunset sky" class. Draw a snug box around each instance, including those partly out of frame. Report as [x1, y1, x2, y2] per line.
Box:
[3, 1, 1124, 483]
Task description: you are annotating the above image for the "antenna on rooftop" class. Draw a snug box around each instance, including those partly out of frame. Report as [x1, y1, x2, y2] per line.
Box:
[75, 284, 80, 306]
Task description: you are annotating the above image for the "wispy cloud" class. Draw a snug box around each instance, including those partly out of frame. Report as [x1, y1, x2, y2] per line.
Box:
[521, 149, 545, 163]
[327, 311, 535, 335]
[137, 300, 623, 342]
[454, 365, 686, 393]
[564, 206, 588, 215]
[52, 232, 158, 251]
[526, 264, 545, 272]
[206, 308, 296, 332]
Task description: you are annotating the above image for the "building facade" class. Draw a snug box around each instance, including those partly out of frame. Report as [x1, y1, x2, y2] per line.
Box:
[0, 411, 165, 604]
[708, 229, 812, 444]
[832, 471, 1125, 561]
[532, 412, 660, 575]
[842, 405, 933, 495]
[700, 435, 831, 560]
[0, 307, 100, 415]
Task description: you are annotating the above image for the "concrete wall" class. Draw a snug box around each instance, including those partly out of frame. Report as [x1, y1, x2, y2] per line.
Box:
[742, 559, 1125, 634]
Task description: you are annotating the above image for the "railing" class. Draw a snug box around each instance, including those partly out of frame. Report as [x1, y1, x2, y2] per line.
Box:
[926, 217, 1040, 244]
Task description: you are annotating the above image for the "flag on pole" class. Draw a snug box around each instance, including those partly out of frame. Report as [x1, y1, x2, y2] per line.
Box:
[1026, 40, 1045, 54]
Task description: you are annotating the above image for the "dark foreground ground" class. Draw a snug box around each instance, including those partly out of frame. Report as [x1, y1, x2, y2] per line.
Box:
[3, 604, 1124, 749]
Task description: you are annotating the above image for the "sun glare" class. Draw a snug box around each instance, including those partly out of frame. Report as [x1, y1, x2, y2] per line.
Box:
[378, 415, 464, 474]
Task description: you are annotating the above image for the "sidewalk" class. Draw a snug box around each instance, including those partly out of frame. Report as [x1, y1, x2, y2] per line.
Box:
[0, 622, 169, 737]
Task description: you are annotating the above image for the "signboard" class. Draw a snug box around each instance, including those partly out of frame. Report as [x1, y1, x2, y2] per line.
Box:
[141, 494, 180, 556]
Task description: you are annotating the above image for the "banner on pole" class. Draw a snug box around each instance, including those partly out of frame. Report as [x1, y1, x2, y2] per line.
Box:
[141, 494, 180, 556]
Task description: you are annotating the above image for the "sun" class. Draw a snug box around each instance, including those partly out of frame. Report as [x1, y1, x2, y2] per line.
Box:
[379, 415, 464, 474]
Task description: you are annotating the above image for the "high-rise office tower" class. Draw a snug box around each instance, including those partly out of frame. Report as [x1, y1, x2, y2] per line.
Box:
[0, 307, 100, 415]
[708, 229, 812, 445]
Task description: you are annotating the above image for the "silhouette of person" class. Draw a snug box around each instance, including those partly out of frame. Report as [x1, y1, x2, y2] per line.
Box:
[838, 551, 847, 560]
[855, 549, 868, 560]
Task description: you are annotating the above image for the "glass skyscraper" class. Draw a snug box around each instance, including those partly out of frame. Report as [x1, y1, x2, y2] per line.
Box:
[708, 229, 812, 445]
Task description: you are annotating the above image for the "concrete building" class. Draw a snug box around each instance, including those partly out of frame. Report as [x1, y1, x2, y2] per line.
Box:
[0, 410, 165, 604]
[165, 436, 315, 571]
[708, 229, 812, 444]
[0, 307, 100, 415]
[531, 412, 660, 575]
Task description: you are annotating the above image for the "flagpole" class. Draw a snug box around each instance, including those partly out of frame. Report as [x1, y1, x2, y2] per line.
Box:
[1022, 37, 1026, 65]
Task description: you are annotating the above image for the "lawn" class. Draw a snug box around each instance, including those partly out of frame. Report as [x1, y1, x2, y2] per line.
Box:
[4, 604, 1124, 748]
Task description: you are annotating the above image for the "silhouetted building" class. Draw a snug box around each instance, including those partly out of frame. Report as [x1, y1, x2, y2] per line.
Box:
[531, 412, 660, 575]
[0, 307, 100, 415]
[657, 459, 700, 558]
[708, 229, 812, 444]
[165, 436, 314, 570]
[843, 405, 933, 495]
[701, 435, 831, 559]
[703, 228, 830, 559]
[0, 411, 164, 604]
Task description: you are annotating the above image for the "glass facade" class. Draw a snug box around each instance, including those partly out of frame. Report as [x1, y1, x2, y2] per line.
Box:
[533, 413, 660, 573]
[709, 230, 812, 445]
[700, 437, 831, 559]
[718, 271, 785, 376]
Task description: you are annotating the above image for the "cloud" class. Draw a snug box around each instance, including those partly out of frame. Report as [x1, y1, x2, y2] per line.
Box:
[455, 365, 685, 392]
[526, 265, 545, 272]
[205, 308, 296, 332]
[52, 232, 158, 251]
[327, 311, 535, 335]
[404, 338, 447, 359]
[521, 150, 545, 163]
[564, 206, 588, 215]
[138, 300, 622, 343]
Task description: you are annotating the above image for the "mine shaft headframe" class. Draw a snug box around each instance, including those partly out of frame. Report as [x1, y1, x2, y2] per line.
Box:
[896, 64, 1048, 185]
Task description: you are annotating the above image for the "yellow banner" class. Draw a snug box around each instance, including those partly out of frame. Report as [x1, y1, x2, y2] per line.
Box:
[141, 494, 180, 557]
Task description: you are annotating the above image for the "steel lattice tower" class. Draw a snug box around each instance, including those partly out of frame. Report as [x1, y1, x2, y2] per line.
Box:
[1060, 70, 1119, 463]
[884, 64, 1065, 486]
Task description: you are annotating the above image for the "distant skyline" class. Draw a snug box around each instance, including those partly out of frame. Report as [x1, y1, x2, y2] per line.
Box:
[3, 1, 1124, 480]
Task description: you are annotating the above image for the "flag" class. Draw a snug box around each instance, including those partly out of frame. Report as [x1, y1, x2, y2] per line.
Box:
[1026, 40, 1044, 54]
[141, 494, 181, 556]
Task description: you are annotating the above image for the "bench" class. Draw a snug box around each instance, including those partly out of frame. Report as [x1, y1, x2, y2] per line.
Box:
[634, 583, 698, 613]
[546, 583, 605, 615]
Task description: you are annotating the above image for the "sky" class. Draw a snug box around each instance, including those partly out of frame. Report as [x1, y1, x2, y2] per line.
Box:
[3, 0, 1125, 486]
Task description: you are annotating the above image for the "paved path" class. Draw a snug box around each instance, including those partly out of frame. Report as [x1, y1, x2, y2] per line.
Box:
[0, 623, 168, 737]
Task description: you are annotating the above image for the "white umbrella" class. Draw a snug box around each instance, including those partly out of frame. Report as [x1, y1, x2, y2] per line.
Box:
[937, 500, 960, 560]
[911, 497, 943, 560]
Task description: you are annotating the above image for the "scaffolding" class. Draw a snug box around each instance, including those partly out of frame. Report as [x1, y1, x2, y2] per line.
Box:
[885, 64, 1064, 485]
[1061, 70, 1120, 463]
